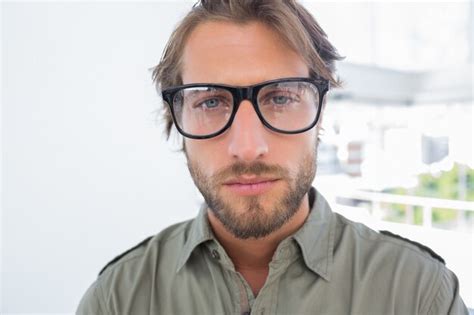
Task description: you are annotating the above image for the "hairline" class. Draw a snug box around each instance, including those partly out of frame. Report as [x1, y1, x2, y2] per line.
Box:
[175, 18, 318, 88]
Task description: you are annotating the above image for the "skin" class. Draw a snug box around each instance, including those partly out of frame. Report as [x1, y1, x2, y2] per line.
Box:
[181, 20, 323, 295]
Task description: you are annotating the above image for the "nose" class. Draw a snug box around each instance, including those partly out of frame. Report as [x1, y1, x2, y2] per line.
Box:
[227, 100, 269, 162]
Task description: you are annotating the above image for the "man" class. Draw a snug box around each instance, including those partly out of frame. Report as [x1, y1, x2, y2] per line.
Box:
[77, 1, 468, 314]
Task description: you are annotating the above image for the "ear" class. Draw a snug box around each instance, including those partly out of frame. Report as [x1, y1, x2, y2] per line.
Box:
[321, 93, 327, 113]
[181, 138, 187, 156]
[316, 96, 327, 141]
[318, 96, 327, 128]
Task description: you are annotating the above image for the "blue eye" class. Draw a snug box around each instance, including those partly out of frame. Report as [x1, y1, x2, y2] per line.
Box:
[202, 98, 220, 108]
[272, 95, 290, 105]
[193, 98, 222, 110]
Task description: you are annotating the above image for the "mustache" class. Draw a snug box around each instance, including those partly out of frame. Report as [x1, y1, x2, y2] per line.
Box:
[213, 161, 289, 184]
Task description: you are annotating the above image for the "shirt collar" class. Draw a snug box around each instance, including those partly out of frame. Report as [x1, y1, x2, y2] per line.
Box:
[176, 202, 214, 273]
[292, 186, 336, 281]
[176, 186, 336, 282]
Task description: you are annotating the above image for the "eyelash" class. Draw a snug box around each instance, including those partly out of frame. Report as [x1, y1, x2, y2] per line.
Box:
[193, 96, 231, 109]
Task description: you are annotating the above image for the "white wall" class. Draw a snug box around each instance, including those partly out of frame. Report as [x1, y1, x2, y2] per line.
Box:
[2, 2, 201, 313]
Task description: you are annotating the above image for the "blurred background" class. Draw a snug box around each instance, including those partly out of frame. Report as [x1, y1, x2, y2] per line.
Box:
[2, 1, 473, 313]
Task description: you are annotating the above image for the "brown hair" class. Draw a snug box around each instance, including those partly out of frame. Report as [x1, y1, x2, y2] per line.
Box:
[152, 0, 343, 148]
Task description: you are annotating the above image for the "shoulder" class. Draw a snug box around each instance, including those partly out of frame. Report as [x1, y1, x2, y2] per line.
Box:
[329, 213, 468, 313]
[333, 213, 446, 267]
[332, 214, 457, 312]
[378, 229, 445, 264]
[77, 219, 195, 314]
[97, 235, 154, 276]
[97, 218, 193, 277]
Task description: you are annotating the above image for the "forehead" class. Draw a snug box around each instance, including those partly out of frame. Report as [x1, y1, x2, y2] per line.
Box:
[181, 20, 309, 86]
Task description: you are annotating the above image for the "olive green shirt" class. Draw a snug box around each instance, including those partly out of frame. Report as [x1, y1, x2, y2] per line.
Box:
[77, 187, 468, 315]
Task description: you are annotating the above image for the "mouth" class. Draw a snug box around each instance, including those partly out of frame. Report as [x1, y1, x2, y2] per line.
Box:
[223, 178, 280, 196]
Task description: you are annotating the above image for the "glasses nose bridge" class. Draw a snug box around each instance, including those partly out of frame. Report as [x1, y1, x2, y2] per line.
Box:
[235, 86, 256, 108]
[230, 85, 264, 130]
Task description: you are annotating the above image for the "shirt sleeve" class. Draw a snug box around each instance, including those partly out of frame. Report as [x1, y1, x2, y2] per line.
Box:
[76, 280, 106, 315]
[428, 266, 469, 315]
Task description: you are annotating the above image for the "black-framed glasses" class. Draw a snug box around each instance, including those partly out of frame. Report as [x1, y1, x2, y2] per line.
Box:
[161, 77, 329, 140]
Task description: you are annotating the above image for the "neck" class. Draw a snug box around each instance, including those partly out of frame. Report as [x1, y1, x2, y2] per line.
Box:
[207, 192, 310, 269]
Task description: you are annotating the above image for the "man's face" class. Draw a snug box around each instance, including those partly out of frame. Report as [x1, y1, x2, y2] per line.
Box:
[181, 21, 320, 239]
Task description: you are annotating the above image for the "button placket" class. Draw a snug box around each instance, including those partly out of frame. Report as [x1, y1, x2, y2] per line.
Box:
[209, 246, 236, 270]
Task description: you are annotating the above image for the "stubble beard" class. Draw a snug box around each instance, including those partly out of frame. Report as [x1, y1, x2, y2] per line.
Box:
[186, 146, 317, 240]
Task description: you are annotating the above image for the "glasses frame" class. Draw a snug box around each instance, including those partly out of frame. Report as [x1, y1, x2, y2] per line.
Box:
[161, 77, 329, 140]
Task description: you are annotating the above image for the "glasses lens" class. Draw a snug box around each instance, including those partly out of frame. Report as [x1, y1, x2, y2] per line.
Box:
[172, 87, 233, 136]
[257, 81, 320, 132]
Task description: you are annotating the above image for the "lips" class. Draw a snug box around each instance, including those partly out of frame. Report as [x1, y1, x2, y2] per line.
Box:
[223, 177, 280, 196]
[223, 177, 279, 185]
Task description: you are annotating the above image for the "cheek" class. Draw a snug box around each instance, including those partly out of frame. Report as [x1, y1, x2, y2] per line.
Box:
[287, 129, 318, 154]
[270, 134, 316, 170]
[185, 140, 223, 175]
[294, 132, 318, 168]
[306, 126, 320, 150]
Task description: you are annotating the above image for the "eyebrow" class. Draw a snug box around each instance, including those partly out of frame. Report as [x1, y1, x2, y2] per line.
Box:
[184, 87, 226, 97]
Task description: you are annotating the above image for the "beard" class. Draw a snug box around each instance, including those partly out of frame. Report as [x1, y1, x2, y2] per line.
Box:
[185, 146, 317, 240]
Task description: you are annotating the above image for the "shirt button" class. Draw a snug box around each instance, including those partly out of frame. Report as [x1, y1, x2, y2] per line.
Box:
[211, 249, 220, 260]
